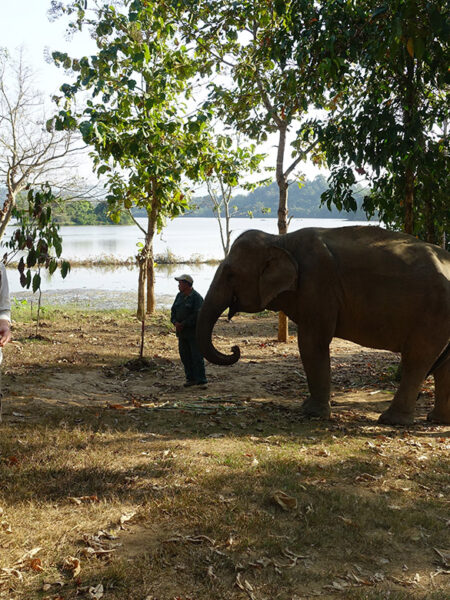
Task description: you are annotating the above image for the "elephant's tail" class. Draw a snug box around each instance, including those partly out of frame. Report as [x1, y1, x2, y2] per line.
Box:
[427, 341, 450, 377]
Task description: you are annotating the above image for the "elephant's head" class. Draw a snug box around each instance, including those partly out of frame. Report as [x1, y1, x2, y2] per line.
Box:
[196, 230, 298, 365]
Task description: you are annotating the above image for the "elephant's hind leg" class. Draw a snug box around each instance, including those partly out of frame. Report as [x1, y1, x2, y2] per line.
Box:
[428, 359, 450, 424]
[378, 356, 429, 426]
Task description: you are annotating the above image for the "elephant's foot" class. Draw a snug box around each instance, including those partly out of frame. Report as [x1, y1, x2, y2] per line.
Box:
[378, 408, 415, 426]
[300, 397, 331, 419]
[427, 408, 450, 425]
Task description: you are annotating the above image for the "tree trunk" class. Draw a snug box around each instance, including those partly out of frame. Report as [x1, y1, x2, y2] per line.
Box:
[423, 186, 436, 244]
[0, 189, 16, 241]
[137, 255, 147, 322]
[403, 51, 416, 235]
[276, 123, 289, 342]
[404, 167, 414, 235]
[145, 180, 159, 314]
[146, 249, 155, 314]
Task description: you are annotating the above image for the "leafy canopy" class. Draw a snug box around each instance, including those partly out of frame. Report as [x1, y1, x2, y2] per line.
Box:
[52, 0, 213, 228]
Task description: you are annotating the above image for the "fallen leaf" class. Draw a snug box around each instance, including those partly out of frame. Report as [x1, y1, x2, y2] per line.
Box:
[324, 580, 349, 591]
[119, 511, 137, 529]
[433, 548, 450, 568]
[271, 490, 298, 511]
[355, 473, 378, 482]
[316, 448, 330, 457]
[1, 521, 12, 534]
[88, 583, 104, 599]
[337, 515, 355, 526]
[236, 573, 257, 599]
[68, 497, 82, 505]
[0, 568, 23, 581]
[29, 558, 44, 572]
[207, 565, 217, 580]
[62, 556, 81, 578]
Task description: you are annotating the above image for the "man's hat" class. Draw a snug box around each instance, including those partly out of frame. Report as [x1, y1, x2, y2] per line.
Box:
[175, 274, 193, 285]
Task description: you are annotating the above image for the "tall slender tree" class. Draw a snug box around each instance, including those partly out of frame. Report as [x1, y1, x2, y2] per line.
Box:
[203, 135, 267, 258]
[52, 0, 212, 320]
[174, 0, 326, 340]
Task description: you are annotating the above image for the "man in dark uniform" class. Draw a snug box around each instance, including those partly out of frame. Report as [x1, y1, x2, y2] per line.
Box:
[171, 274, 207, 388]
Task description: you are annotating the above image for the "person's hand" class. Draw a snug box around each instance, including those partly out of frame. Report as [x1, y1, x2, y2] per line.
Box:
[0, 320, 11, 347]
[174, 322, 184, 333]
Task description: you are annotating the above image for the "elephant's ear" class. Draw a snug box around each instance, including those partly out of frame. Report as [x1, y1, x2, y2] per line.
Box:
[259, 246, 298, 307]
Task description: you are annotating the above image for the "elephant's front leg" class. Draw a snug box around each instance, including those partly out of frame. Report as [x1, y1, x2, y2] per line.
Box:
[298, 331, 332, 418]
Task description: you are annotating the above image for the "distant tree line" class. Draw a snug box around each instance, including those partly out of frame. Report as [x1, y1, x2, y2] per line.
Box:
[52, 199, 133, 226]
[29, 175, 371, 223]
[0, 189, 133, 226]
[188, 175, 372, 220]
[132, 175, 372, 220]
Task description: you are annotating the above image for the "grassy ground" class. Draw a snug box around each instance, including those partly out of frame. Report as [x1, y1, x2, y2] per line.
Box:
[0, 306, 448, 600]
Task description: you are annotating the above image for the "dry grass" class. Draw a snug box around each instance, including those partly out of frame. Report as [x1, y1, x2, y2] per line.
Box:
[0, 307, 448, 599]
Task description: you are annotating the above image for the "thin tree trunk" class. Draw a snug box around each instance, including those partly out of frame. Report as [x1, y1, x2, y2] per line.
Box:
[137, 255, 147, 322]
[139, 317, 145, 360]
[146, 255, 155, 314]
[224, 187, 232, 257]
[0, 189, 16, 241]
[404, 167, 414, 235]
[35, 283, 42, 338]
[276, 123, 289, 342]
[423, 186, 436, 244]
[276, 124, 288, 236]
[403, 52, 416, 235]
[146, 179, 159, 314]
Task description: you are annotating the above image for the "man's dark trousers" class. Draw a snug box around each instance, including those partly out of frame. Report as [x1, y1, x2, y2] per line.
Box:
[178, 329, 206, 384]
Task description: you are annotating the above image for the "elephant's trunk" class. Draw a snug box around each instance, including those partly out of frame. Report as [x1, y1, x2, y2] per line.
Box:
[196, 297, 240, 366]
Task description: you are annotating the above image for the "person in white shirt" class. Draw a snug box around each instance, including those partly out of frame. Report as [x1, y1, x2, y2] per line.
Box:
[0, 263, 11, 422]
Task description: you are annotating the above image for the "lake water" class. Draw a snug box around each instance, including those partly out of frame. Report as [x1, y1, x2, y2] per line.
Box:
[4, 217, 377, 309]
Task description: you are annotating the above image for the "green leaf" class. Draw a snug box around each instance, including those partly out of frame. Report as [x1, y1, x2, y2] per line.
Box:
[26, 248, 37, 268]
[61, 261, 71, 279]
[32, 273, 41, 294]
[48, 259, 58, 275]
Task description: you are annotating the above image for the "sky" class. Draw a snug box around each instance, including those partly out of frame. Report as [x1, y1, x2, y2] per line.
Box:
[1, 0, 95, 96]
[0, 0, 323, 185]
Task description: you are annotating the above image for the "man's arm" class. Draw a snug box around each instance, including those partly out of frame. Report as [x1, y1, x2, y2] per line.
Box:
[170, 293, 179, 324]
[182, 292, 203, 329]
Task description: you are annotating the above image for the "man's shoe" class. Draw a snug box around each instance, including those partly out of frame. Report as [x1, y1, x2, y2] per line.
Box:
[183, 381, 196, 387]
[196, 381, 208, 389]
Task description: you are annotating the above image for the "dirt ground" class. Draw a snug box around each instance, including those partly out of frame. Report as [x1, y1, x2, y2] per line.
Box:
[1, 310, 449, 600]
[2, 310, 436, 425]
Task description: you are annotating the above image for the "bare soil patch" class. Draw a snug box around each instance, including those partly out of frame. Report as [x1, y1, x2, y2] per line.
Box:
[0, 309, 448, 600]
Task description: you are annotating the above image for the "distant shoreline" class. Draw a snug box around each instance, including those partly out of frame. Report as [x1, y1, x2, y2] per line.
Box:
[6, 254, 222, 269]
[11, 289, 171, 311]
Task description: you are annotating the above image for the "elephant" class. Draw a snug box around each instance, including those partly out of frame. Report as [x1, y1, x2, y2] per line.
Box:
[196, 226, 450, 426]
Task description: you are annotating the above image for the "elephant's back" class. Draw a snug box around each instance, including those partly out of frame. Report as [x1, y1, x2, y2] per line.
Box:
[317, 225, 450, 275]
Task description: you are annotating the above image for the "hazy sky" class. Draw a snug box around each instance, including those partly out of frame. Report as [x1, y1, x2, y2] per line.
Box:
[1, 0, 323, 183]
[1, 0, 95, 95]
